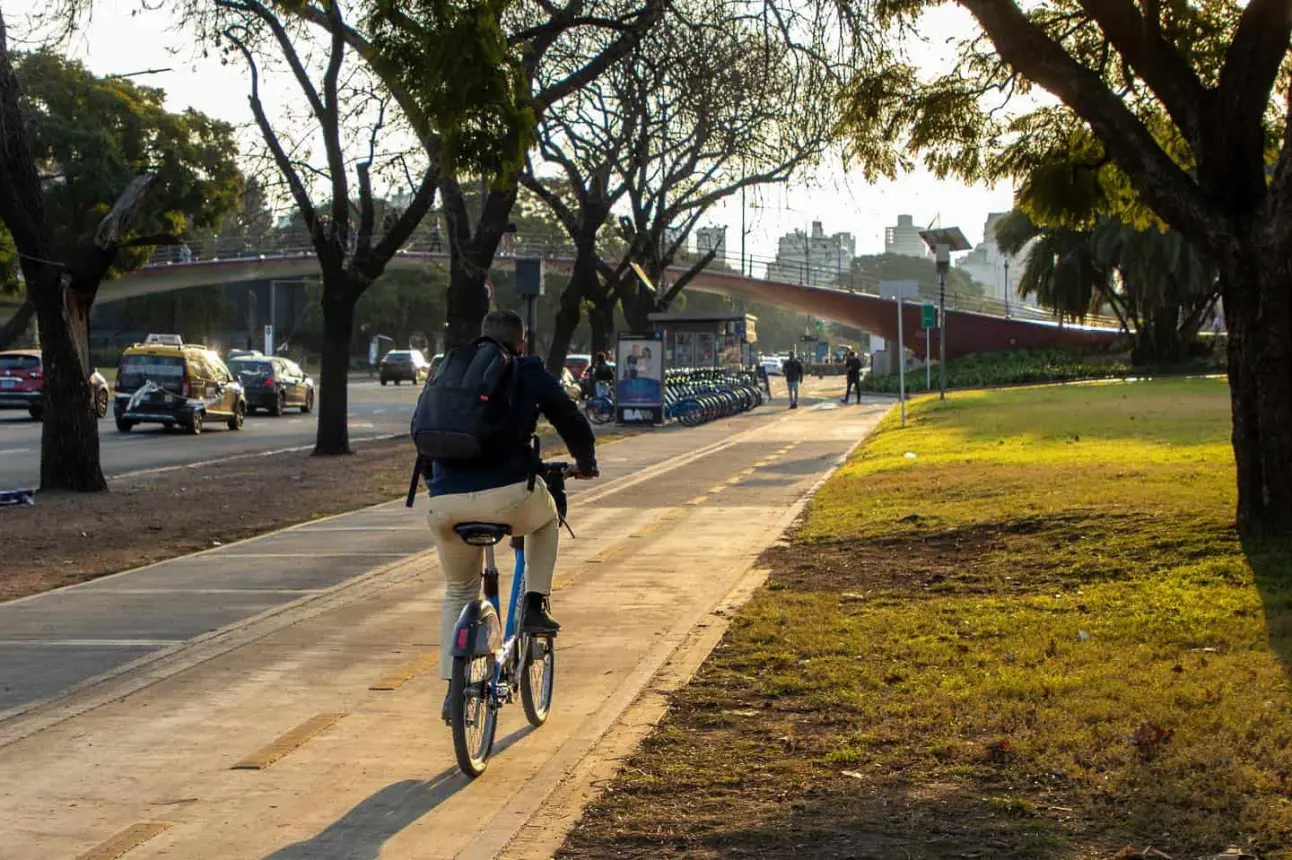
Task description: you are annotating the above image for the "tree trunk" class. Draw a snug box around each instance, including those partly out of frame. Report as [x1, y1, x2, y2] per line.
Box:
[444, 259, 491, 350]
[588, 284, 615, 355]
[33, 271, 105, 491]
[1221, 234, 1292, 537]
[313, 273, 358, 456]
[546, 235, 596, 374]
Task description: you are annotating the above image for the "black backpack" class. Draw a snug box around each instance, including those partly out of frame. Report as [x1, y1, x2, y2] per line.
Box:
[405, 338, 524, 505]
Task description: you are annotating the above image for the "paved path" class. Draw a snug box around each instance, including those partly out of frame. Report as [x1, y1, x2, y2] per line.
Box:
[0, 380, 417, 485]
[0, 385, 888, 859]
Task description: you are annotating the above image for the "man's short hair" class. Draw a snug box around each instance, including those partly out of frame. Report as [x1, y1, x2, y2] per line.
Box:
[481, 310, 525, 349]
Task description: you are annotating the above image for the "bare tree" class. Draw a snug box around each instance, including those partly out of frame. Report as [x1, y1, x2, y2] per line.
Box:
[528, 0, 846, 365]
[215, 0, 438, 455]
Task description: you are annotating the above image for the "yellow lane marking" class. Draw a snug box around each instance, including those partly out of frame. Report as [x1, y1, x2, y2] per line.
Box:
[686, 495, 708, 506]
[630, 508, 683, 538]
[588, 543, 627, 564]
[76, 822, 170, 860]
[708, 483, 728, 494]
[232, 713, 345, 770]
[370, 653, 438, 691]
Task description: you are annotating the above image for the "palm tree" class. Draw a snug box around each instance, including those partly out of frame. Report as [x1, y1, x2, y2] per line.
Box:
[995, 209, 1218, 363]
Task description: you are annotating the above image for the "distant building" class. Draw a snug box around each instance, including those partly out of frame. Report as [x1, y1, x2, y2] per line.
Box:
[884, 214, 930, 259]
[955, 212, 1036, 306]
[767, 221, 856, 287]
[694, 226, 727, 261]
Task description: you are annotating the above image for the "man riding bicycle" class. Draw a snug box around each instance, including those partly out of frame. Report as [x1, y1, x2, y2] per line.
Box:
[421, 310, 598, 721]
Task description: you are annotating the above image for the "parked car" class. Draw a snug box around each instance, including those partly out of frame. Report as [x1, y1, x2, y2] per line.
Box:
[0, 349, 110, 420]
[379, 349, 430, 385]
[113, 334, 246, 435]
[228, 356, 315, 415]
[226, 348, 263, 361]
[760, 356, 783, 376]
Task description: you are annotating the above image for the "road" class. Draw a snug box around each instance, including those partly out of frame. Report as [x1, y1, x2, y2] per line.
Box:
[0, 387, 890, 859]
[0, 378, 418, 486]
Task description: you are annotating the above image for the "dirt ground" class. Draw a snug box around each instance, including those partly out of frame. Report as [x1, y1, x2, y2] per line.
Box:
[1, 430, 597, 603]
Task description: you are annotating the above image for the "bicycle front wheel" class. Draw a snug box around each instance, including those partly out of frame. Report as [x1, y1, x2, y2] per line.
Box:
[450, 653, 498, 777]
[520, 635, 556, 727]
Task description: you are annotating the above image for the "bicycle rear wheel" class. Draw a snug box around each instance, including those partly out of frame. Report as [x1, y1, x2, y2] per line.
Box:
[520, 635, 556, 726]
[450, 653, 497, 777]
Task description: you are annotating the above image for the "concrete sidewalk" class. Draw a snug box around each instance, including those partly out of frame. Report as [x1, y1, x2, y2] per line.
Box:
[0, 386, 888, 859]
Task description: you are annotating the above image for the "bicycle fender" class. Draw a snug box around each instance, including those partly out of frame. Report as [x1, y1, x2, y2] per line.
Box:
[451, 599, 502, 658]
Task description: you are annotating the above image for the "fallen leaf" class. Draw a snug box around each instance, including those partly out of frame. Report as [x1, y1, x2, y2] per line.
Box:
[840, 770, 865, 780]
[1131, 721, 1174, 761]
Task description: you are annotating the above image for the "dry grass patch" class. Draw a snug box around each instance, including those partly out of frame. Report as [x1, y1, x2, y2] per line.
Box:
[560, 379, 1292, 860]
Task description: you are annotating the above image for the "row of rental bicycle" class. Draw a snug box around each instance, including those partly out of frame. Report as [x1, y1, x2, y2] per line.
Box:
[580, 367, 766, 427]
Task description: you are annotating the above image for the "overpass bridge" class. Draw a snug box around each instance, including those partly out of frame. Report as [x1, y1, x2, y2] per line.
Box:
[93, 237, 1121, 361]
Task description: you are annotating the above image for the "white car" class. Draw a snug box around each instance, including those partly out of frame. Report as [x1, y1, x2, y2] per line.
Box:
[760, 357, 783, 376]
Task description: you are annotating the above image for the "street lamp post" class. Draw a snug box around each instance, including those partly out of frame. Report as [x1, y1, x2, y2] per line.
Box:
[918, 227, 971, 401]
[1003, 258, 1011, 319]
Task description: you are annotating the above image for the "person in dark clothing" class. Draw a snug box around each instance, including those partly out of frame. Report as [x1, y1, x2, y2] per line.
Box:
[590, 351, 615, 398]
[782, 351, 805, 408]
[425, 310, 597, 720]
[842, 351, 863, 404]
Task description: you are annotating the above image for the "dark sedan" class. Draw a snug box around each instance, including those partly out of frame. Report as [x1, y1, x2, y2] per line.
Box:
[379, 349, 430, 385]
[228, 356, 315, 415]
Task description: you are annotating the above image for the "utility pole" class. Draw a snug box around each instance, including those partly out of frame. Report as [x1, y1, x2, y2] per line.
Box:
[740, 183, 746, 278]
[1003, 257, 1011, 319]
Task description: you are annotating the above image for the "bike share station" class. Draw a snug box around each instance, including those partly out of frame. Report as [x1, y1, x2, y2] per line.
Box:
[611, 309, 762, 427]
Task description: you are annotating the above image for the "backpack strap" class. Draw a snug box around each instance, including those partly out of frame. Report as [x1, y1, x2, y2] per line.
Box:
[405, 453, 423, 508]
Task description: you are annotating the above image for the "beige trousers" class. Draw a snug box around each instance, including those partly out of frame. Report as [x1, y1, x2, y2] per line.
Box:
[426, 480, 559, 680]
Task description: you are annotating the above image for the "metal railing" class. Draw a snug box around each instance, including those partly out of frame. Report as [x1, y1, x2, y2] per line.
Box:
[140, 230, 1125, 331]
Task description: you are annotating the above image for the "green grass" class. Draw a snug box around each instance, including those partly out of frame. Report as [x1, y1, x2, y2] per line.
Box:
[559, 378, 1292, 859]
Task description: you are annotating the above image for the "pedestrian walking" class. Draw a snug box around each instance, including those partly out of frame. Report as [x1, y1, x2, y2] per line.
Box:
[757, 362, 772, 400]
[782, 350, 804, 409]
[841, 350, 862, 404]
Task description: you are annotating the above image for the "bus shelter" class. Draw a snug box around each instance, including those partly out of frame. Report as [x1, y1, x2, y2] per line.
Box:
[647, 311, 758, 369]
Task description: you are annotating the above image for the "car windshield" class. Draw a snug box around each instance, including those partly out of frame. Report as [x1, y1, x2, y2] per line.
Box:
[383, 351, 411, 361]
[118, 355, 186, 394]
[230, 360, 274, 376]
[0, 354, 39, 372]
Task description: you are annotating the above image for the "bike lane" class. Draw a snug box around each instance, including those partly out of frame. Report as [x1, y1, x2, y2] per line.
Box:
[0, 383, 890, 859]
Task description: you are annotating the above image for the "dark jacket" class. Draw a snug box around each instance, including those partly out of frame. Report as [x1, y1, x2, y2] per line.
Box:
[845, 357, 862, 379]
[783, 358, 804, 383]
[428, 355, 597, 496]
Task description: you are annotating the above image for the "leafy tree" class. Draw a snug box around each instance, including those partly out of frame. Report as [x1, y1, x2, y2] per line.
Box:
[841, 0, 1292, 536]
[0, 32, 240, 491]
[210, 0, 439, 456]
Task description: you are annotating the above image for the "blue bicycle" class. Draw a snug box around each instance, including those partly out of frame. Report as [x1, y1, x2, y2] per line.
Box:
[446, 463, 572, 777]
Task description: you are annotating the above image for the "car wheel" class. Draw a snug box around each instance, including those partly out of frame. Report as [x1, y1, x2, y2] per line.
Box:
[27, 407, 41, 421]
[188, 411, 204, 435]
[227, 403, 245, 431]
[380, 379, 388, 387]
[270, 391, 286, 416]
[394, 378, 400, 386]
[115, 418, 134, 433]
[302, 389, 314, 414]
[95, 388, 109, 419]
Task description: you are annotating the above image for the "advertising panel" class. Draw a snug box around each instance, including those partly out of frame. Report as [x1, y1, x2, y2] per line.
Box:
[616, 332, 664, 424]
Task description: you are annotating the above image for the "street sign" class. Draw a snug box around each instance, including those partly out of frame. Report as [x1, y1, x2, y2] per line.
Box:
[921, 303, 937, 329]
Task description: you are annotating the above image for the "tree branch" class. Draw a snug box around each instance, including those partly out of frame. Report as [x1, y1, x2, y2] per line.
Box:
[958, 0, 1221, 252]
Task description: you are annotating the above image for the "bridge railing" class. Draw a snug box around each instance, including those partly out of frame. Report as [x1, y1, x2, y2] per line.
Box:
[142, 232, 1124, 330]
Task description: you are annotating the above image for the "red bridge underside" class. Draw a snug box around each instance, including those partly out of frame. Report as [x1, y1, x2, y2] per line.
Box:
[684, 271, 1121, 360]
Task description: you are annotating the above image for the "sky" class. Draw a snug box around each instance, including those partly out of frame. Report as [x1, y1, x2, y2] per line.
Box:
[6, 0, 1017, 259]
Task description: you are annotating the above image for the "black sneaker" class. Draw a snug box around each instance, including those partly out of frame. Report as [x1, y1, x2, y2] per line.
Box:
[522, 592, 561, 635]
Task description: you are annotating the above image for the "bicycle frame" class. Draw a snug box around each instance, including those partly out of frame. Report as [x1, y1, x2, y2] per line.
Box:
[478, 541, 528, 705]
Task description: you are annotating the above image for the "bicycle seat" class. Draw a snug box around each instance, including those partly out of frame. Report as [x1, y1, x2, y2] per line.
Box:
[453, 522, 512, 545]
